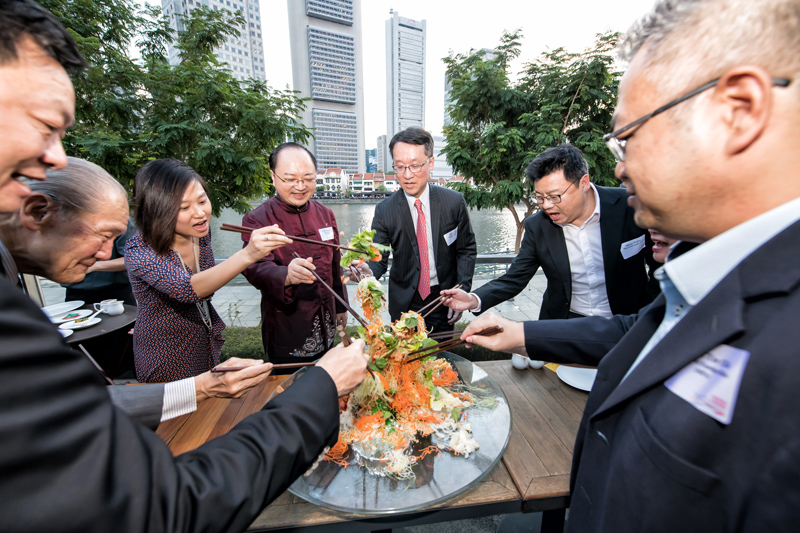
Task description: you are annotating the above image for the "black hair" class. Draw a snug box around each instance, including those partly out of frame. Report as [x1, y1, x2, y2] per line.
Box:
[389, 127, 434, 159]
[268, 142, 317, 170]
[0, 0, 86, 71]
[133, 159, 209, 255]
[525, 143, 589, 185]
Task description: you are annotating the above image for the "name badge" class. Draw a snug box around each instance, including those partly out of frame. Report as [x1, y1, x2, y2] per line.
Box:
[620, 234, 645, 259]
[319, 227, 335, 241]
[444, 227, 458, 246]
[665, 344, 750, 425]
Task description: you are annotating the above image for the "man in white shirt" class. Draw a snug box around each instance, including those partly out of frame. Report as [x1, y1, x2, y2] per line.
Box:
[444, 143, 656, 320]
[460, 0, 800, 530]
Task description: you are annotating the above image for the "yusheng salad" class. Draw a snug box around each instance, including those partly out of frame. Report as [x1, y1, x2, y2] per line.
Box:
[325, 270, 494, 480]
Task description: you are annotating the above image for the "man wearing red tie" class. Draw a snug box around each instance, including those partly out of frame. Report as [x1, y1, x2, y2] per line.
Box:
[368, 127, 477, 334]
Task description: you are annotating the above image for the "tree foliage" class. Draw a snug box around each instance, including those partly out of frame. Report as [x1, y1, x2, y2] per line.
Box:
[40, 0, 310, 214]
[442, 30, 621, 251]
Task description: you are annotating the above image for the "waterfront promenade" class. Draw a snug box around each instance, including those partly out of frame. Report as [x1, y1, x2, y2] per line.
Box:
[39, 271, 548, 328]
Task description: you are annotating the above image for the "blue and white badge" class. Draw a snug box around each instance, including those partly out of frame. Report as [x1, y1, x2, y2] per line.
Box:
[319, 227, 335, 241]
[665, 344, 750, 425]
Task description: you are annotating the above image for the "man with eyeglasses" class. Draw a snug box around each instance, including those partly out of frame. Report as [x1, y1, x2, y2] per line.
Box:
[367, 127, 476, 333]
[444, 143, 657, 322]
[240, 142, 349, 366]
[460, 0, 800, 530]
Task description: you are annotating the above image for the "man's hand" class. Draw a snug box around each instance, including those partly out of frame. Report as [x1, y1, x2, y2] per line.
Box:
[347, 260, 373, 279]
[461, 313, 527, 355]
[440, 288, 479, 312]
[285, 256, 316, 286]
[195, 358, 273, 402]
[336, 312, 348, 330]
[316, 339, 368, 397]
[447, 307, 463, 325]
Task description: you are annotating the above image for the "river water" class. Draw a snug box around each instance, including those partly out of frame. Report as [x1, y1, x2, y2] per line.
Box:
[210, 199, 526, 258]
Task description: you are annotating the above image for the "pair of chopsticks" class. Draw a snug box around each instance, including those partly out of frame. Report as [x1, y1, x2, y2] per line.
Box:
[417, 284, 462, 321]
[403, 325, 504, 364]
[212, 361, 316, 372]
[219, 223, 363, 253]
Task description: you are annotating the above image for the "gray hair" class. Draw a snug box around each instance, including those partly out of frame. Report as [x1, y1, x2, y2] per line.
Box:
[620, 0, 800, 93]
[30, 157, 127, 220]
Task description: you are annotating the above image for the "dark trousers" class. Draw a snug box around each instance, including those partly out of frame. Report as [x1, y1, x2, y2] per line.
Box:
[409, 285, 453, 336]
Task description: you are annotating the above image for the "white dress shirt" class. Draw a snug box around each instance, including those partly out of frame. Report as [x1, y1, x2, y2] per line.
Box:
[404, 185, 439, 287]
[558, 184, 611, 317]
[622, 195, 800, 382]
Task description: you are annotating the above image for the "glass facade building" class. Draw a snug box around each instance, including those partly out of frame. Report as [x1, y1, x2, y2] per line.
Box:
[385, 11, 426, 142]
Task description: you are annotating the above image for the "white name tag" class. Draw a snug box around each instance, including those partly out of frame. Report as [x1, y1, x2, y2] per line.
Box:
[444, 227, 458, 246]
[319, 227, 335, 241]
[620, 234, 645, 260]
[665, 344, 750, 425]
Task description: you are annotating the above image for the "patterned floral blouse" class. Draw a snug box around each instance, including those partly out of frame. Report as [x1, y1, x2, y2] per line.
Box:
[125, 232, 224, 383]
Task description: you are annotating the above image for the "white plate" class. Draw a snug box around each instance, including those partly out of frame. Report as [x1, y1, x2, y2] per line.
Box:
[50, 309, 93, 324]
[59, 317, 101, 330]
[59, 329, 74, 338]
[43, 301, 84, 320]
[556, 366, 597, 392]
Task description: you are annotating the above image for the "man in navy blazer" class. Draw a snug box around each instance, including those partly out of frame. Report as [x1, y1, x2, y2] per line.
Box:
[368, 127, 477, 333]
[444, 143, 657, 320]
[460, 0, 800, 530]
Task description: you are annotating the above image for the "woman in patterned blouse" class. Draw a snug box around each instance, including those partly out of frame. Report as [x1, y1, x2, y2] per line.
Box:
[125, 159, 291, 383]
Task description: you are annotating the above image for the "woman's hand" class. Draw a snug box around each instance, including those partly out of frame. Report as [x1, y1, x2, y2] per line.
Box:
[244, 225, 292, 262]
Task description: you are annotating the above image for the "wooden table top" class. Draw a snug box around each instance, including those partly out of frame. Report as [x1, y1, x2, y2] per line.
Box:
[157, 361, 588, 531]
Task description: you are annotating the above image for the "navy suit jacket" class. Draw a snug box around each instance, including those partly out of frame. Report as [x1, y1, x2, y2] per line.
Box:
[0, 276, 341, 532]
[369, 186, 477, 320]
[475, 185, 656, 319]
[523, 223, 800, 532]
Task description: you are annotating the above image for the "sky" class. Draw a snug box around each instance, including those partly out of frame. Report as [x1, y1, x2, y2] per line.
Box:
[147, 0, 655, 147]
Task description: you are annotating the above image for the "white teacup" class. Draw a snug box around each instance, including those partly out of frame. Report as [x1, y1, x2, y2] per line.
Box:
[94, 299, 125, 316]
[511, 353, 529, 370]
[529, 360, 545, 369]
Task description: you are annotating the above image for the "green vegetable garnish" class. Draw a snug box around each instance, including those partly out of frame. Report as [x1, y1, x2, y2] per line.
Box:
[340, 229, 392, 267]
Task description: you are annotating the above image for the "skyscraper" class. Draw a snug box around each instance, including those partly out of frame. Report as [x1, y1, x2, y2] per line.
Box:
[160, 0, 266, 82]
[385, 10, 426, 142]
[287, 0, 366, 174]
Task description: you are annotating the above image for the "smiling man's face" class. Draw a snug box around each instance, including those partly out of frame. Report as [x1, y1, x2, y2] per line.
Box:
[0, 36, 75, 213]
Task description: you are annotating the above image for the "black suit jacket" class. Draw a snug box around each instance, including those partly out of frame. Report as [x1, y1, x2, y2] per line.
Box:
[474, 185, 656, 319]
[0, 276, 340, 532]
[523, 223, 800, 532]
[370, 186, 477, 320]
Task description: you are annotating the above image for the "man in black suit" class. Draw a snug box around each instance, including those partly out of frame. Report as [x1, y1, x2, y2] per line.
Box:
[367, 127, 477, 333]
[0, 2, 368, 530]
[444, 143, 656, 320]
[461, 0, 800, 530]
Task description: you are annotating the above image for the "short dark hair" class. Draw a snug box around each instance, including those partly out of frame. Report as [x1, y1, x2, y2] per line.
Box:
[269, 142, 317, 170]
[0, 0, 86, 71]
[389, 127, 434, 159]
[133, 159, 209, 255]
[525, 143, 589, 185]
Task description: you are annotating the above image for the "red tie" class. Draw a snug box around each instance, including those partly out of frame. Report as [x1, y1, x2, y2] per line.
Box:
[415, 199, 431, 300]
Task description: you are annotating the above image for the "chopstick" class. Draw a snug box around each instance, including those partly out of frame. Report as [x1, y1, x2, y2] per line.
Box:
[420, 284, 462, 320]
[404, 325, 504, 364]
[211, 362, 317, 372]
[220, 223, 364, 253]
[291, 251, 369, 329]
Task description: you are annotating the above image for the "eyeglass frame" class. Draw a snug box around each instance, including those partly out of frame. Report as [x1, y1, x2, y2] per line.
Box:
[272, 170, 317, 188]
[604, 76, 792, 162]
[533, 181, 574, 205]
[392, 156, 431, 175]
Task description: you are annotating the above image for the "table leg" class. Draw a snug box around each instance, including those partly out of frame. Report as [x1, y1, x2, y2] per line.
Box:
[541, 508, 565, 533]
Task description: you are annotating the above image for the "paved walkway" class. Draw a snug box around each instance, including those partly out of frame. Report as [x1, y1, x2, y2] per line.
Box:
[40, 272, 547, 327]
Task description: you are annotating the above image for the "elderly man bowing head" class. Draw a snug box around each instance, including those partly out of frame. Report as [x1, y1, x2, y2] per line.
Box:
[241, 142, 349, 368]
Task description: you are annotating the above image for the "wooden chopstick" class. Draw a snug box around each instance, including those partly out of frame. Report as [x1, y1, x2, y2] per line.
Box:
[291, 251, 369, 329]
[211, 361, 317, 372]
[404, 325, 504, 364]
[420, 284, 462, 320]
[220, 223, 364, 253]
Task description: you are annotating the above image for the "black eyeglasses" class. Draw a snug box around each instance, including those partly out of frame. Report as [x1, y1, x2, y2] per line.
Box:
[604, 76, 792, 162]
[534, 182, 573, 205]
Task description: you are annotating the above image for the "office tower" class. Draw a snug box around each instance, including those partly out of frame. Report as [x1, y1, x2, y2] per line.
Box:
[287, 0, 366, 174]
[385, 10, 426, 142]
[365, 148, 377, 172]
[431, 136, 454, 180]
[160, 0, 266, 82]
[376, 135, 389, 172]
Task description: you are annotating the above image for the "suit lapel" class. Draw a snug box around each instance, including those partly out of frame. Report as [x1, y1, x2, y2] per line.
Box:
[597, 187, 625, 298]
[394, 191, 418, 257]
[541, 217, 572, 301]
[429, 186, 441, 261]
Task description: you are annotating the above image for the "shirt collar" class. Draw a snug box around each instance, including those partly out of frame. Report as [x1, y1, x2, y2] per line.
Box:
[405, 183, 431, 209]
[272, 193, 310, 213]
[663, 196, 800, 305]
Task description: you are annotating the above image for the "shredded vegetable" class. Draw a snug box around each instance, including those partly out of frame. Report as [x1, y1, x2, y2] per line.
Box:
[339, 229, 392, 267]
